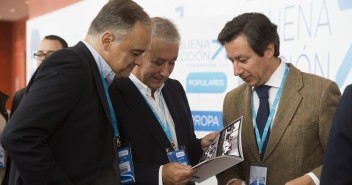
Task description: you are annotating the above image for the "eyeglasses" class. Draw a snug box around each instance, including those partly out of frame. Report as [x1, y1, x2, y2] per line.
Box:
[33, 51, 54, 60]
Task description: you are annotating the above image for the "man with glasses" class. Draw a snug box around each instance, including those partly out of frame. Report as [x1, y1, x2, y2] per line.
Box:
[33, 35, 68, 66]
[12, 35, 68, 116]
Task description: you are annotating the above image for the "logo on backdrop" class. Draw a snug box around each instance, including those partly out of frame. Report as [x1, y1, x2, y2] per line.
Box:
[336, 0, 352, 87]
[175, 0, 352, 132]
[186, 72, 227, 93]
[192, 111, 222, 131]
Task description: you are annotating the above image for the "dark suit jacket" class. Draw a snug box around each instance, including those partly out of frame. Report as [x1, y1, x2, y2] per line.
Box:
[109, 77, 203, 185]
[216, 63, 341, 185]
[2, 88, 26, 185]
[10, 88, 26, 118]
[321, 84, 352, 185]
[1, 42, 119, 185]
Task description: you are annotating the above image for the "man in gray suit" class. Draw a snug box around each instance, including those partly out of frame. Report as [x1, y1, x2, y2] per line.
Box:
[216, 13, 341, 185]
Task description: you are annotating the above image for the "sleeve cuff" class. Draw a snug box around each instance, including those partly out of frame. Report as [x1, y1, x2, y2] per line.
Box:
[159, 165, 163, 185]
[227, 179, 246, 185]
[307, 172, 320, 185]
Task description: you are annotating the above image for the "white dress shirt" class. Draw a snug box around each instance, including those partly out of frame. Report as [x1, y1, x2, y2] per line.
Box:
[82, 40, 115, 86]
[129, 74, 178, 185]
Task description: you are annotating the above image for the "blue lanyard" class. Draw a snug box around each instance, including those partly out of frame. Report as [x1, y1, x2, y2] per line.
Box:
[131, 81, 176, 149]
[251, 64, 289, 155]
[100, 74, 119, 139]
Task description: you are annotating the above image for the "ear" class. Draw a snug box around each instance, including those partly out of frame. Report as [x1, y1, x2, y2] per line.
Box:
[264, 42, 275, 58]
[101, 32, 114, 51]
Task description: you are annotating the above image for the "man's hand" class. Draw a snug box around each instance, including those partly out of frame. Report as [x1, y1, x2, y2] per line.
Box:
[201, 131, 219, 151]
[285, 174, 315, 185]
[162, 162, 196, 185]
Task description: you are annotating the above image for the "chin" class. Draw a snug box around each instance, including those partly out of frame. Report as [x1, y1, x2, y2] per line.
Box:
[245, 81, 256, 87]
[116, 72, 130, 79]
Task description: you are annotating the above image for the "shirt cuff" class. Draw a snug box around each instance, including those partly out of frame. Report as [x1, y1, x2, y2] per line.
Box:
[227, 179, 246, 185]
[159, 165, 163, 185]
[307, 172, 319, 185]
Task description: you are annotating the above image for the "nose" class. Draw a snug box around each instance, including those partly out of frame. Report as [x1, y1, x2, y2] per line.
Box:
[160, 63, 171, 77]
[36, 56, 46, 66]
[233, 61, 243, 76]
[133, 55, 144, 66]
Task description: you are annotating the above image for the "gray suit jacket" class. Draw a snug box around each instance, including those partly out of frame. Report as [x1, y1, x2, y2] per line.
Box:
[216, 63, 341, 185]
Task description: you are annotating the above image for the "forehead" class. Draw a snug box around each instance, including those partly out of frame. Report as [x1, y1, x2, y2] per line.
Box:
[39, 39, 62, 51]
[119, 21, 151, 51]
[224, 35, 254, 58]
[148, 38, 179, 59]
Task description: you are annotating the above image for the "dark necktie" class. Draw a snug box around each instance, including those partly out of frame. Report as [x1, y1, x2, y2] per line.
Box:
[254, 85, 271, 158]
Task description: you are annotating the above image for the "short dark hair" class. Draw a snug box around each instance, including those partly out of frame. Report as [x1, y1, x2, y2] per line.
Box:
[218, 12, 280, 57]
[87, 0, 151, 42]
[44, 35, 68, 48]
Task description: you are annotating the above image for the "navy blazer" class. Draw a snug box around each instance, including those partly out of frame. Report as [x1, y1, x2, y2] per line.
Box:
[321, 84, 352, 185]
[109, 77, 203, 185]
[1, 42, 119, 185]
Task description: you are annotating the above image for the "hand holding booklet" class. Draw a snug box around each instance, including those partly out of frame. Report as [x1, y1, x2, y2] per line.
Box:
[191, 116, 244, 183]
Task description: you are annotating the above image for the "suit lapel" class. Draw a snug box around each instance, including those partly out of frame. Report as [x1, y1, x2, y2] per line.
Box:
[242, 86, 261, 161]
[162, 81, 186, 147]
[263, 64, 303, 160]
[70, 42, 112, 125]
[117, 78, 172, 149]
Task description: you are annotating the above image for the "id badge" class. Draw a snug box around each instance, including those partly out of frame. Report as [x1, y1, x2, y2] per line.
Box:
[250, 164, 267, 185]
[117, 144, 135, 184]
[166, 146, 190, 165]
[0, 144, 5, 168]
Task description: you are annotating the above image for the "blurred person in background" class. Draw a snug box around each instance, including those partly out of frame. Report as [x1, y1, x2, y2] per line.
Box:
[34, 35, 69, 66]
[10, 35, 68, 117]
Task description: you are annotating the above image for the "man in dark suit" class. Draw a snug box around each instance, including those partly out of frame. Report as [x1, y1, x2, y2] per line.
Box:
[109, 17, 217, 185]
[321, 84, 352, 185]
[1, 0, 152, 185]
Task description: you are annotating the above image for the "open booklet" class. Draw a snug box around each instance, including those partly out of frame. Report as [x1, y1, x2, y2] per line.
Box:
[191, 116, 244, 183]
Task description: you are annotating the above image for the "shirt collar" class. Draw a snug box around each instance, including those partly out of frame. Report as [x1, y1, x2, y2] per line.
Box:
[264, 60, 286, 88]
[251, 60, 286, 91]
[129, 73, 165, 98]
[81, 40, 115, 80]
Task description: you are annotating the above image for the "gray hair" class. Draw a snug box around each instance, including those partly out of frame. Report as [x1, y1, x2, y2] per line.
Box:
[87, 0, 152, 43]
[151, 17, 180, 45]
